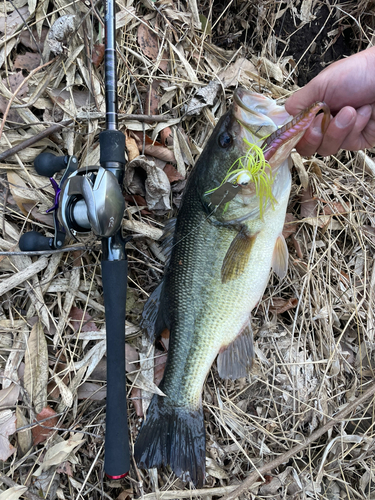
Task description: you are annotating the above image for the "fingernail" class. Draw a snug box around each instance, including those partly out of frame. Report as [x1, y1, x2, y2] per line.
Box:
[336, 108, 355, 128]
[358, 104, 371, 117]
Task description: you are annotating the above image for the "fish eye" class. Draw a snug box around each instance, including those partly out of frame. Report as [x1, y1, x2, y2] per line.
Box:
[218, 132, 233, 148]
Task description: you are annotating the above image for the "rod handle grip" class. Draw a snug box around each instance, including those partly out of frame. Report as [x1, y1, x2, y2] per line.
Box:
[102, 259, 130, 479]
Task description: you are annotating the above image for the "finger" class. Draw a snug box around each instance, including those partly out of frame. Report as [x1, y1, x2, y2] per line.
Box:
[339, 104, 373, 151]
[316, 107, 356, 156]
[293, 114, 325, 156]
[285, 78, 327, 115]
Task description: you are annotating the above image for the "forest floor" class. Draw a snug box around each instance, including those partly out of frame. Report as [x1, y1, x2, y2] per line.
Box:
[0, 0, 375, 499]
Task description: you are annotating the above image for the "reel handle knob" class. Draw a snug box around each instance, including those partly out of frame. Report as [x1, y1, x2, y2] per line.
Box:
[19, 231, 53, 251]
[34, 153, 77, 177]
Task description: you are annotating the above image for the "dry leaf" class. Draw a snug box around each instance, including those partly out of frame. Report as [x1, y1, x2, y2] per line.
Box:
[13, 52, 41, 71]
[126, 156, 171, 211]
[283, 213, 298, 239]
[69, 307, 99, 333]
[0, 485, 28, 500]
[164, 163, 184, 183]
[0, 5, 29, 36]
[48, 15, 76, 55]
[7, 171, 36, 216]
[77, 382, 106, 401]
[92, 43, 105, 67]
[145, 81, 160, 115]
[0, 410, 16, 460]
[218, 57, 257, 87]
[0, 383, 19, 409]
[144, 144, 176, 163]
[125, 134, 140, 161]
[137, 24, 159, 61]
[183, 81, 221, 116]
[34, 433, 85, 477]
[19, 27, 48, 52]
[32, 405, 58, 446]
[269, 297, 299, 314]
[24, 321, 48, 414]
[16, 406, 32, 457]
[0, 73, 29, 124]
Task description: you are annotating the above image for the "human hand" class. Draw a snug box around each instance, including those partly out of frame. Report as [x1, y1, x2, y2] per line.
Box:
[284, 46, 375, 156]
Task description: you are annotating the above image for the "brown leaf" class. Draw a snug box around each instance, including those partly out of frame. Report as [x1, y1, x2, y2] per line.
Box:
[116, 489, 133, 500]
[160, 127, 173, 147]
[300, 185, 317, 220]
[164, 163, 185, 183]
[0, 73, 29, 125]
[23, 204, 54, 227]
[92, 43, 105, 67]
[16, 406, 32, 457]
[0, 410, 16, 460]
[32, 405, 58, 446]
[0, 6, 29, 36]
[19, 27, 49, 52]
[69, 307, 99, 333]
[154, 349, 167, 387]
[125, 134, 140, 161]
[24, 322, 48, 414]
[322, 200, 348, 215]
[130, 387, 143, 417]
[56, 461, 73, 476]
[125, 343, 139, 373]
[0, 383, 19, 409]
[145, 81, 160, 116]
[77, 382, 106, 401]
[144, 144, 176, 163]
[7, 172, 36, 216]
[269, 297, 298, 315]
[137, 24, 159, 60]
[282, 213, 298, 239]
[13, 53, 41, 71]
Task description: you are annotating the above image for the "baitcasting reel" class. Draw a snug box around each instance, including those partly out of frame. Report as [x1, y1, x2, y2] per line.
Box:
[19, 151, 125, 252]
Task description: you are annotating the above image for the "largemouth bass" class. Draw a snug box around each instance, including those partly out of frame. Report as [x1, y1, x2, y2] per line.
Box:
[134, 89, 330, 486]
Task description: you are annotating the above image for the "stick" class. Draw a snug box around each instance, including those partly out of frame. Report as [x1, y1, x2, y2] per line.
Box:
[219, 382, 375, 500]
[0, 119, 73, 162]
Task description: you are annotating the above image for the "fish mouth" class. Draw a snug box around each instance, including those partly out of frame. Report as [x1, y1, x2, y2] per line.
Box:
[233, 88, 331, 168]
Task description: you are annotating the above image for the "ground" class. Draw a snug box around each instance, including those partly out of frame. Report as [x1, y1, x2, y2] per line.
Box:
[0, 0, 375, 499]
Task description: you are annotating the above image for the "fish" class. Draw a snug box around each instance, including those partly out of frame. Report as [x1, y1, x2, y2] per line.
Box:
[134, 89, 330, 486]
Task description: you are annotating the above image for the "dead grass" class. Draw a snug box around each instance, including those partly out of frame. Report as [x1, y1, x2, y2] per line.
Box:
[0, 0, 375, 499]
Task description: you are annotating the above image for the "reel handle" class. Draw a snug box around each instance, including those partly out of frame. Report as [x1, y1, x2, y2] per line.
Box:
[19, 231, 53, 251]
[34, 153, 78, 177]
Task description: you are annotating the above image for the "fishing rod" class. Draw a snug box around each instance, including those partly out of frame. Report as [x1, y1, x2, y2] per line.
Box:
[19, 0, 130, 479]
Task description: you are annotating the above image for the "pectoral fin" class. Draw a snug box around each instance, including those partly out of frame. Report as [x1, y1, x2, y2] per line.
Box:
[217, 322, 254, 380]
[221, 229, 258, 284]
[272, 234, 288, 280]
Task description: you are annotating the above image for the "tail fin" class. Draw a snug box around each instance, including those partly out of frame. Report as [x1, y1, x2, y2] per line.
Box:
[134, 394, 206, 487]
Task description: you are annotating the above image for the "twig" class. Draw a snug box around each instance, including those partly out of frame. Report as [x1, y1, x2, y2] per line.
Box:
[119, 113, 174, 122]
[0, 245, 87, 256]
[0, 58, 57, 142]
[219, 382, 375, 500]
[138, 485, 239, 500]
[0, 473, 40, 500]
[0, 119, 73, 162]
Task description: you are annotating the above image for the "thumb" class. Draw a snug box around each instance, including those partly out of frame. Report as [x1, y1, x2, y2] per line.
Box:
[285, 81, 324, 116]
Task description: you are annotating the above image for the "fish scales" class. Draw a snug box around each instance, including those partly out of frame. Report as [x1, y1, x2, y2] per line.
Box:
[134, 88, 330, 486]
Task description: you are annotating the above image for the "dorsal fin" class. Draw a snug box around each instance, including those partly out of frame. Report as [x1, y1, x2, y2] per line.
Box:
[160, 217, 177, 263]
[141, 281, 168, 341]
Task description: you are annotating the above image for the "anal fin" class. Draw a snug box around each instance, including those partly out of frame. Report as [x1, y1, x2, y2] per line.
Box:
[221, 228, 258, 284]
[141, 281, 167, 341]
[217, 322, 254, 380]
[272, 234, 288, 280]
